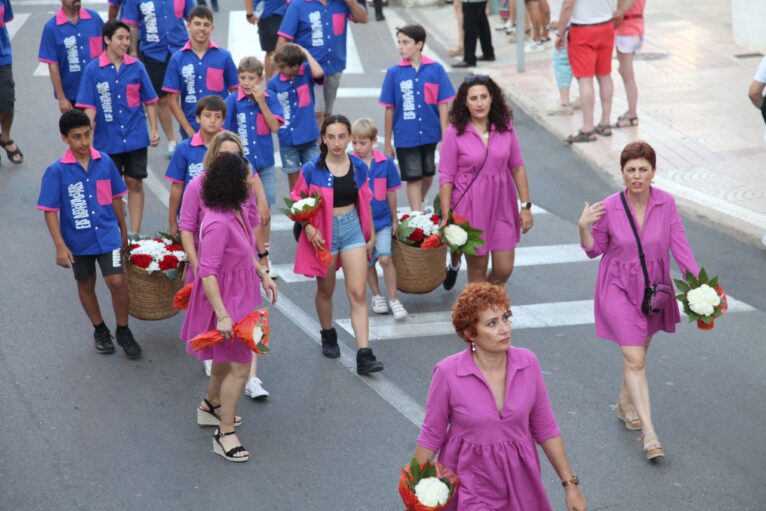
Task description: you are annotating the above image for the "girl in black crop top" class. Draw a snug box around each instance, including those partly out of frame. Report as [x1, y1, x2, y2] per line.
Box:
[333, 166, 358, 207]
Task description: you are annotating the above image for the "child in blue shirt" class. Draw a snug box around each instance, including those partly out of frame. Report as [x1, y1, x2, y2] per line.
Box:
[379, 24, 455, 212]
[267, 42, 323, 191]
[224, 56, 283, 277]
[351, 117, 407, 320]
[37, 110, 141, 360]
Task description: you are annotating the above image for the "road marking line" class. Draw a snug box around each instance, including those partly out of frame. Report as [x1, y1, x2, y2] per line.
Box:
[34, 11, 109, 77]
[344, 25, 364, 74]
[144, 165, 170, 207]
[337, 297, 757, 341]
[6, 13, 31, 41]
[228, 10, 266, 67]
[270, 243, 593, 284]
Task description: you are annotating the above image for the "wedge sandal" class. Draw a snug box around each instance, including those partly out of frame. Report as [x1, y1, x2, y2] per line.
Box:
[197, 398, 243, 427]
[616, 402, 642, 430]
[212, 428, 249, 462]
[642, 431, 665, 461]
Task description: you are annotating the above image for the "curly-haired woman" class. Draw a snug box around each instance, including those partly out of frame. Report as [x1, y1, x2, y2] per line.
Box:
[414, 283, 586, 510]
[438, 75, 534, 290]
[180, 152, 278, 462]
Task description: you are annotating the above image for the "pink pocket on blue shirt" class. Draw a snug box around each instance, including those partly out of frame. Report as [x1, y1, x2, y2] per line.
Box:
[89, 36, 103, 59]
[297, 84, 311, 107]
[96, 179, 112, 206]
[332, 13, 347, 36]
[126, 83, 141, 108]
[373, 178, 387, 201]
[206, 68, 224, 92]
[174, 0, 185, 18]
[256, 113, 270, 135]
[424, 82, 439, 105]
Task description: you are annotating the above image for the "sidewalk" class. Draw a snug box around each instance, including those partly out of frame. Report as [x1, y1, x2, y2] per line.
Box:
[402, 1, 766, 247]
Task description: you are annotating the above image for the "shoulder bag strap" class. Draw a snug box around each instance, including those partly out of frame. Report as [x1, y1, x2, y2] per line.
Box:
[620, 191, 651, 288]
[453, 141, 490, 209]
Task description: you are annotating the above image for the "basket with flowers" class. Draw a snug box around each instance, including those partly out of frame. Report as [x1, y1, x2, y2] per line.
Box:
[392, 211, 448, 294]
[674, 267, 727, 330]
[125, 233, 187, 320]
[398, 458, 459, 511]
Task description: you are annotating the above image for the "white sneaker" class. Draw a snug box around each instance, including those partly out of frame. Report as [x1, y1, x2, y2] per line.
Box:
[371, 295, 389, 314]
[524, 40, 547, 53]
[203, 359, 212, 377]
[244, 377, 269, 400]
[389, 299, 408, 320]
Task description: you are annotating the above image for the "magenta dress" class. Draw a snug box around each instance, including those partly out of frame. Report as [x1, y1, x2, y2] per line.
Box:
[582, 188, 699, 346]
[418, 347, 561, 510]
[438, 122, 525, 256]
[180, 207, 262, 363]
[179, 174, 259, 285]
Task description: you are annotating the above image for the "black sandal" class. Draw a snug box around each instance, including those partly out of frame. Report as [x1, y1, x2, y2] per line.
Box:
[212, 428, 249, 462]
[196, 398, 243, 427]
[0, 139, 24, 164]
[566, 129, 597, 144]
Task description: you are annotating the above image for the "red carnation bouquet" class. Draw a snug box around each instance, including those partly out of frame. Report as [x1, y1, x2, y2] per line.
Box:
[126, 233, 187, 279]
[281, 192, 332, 266]
[190, 309, 270, 354]
[172, 283, 193, 310]
[397, 211, 443, 249]
[399, 458, 458, 511]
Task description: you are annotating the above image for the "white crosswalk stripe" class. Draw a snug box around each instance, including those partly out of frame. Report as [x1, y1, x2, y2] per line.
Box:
[5, 13, 31, 41]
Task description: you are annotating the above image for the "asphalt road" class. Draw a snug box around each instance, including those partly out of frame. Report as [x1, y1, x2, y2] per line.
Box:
[1, 2, 765, 510]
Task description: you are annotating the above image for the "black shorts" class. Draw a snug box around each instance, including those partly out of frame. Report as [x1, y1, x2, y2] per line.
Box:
[109, 148, 148, 180]
[395, 143, 437, 181]
[258, 15, 283, 52]
[0, 65, 15, 114]
[140, 52, 169, 98]
[72, 249, 124, 282]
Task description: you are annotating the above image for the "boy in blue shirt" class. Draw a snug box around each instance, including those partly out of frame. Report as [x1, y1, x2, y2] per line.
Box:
[162, 6, 239, 139]
[38, 0, 104, 113]
[165, 95, 226, 235]
[267, 42, 323, 191]
[351, 117, 407, 320]
[224, 56, 284, 277]
[76, 20, 160, 236]
[37, 110, 141, 359]
[379, 24, 455, 212]
[244, 0, 287, 78]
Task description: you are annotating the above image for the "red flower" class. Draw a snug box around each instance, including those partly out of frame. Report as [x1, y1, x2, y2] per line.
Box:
[422, 235, 444, 249]
[166, 244, 184, 252]
[153, 237, 165, 243]
[407, 228, 425, 243]
[128, 243, 140, 251]
[452, 212, 469, 225]
[400, 214, 410, 221]
[430, 214, 440, 224]
[173, 283, 193, 310]
[159, 254, 180, 271]
[129, 254, 153, 269]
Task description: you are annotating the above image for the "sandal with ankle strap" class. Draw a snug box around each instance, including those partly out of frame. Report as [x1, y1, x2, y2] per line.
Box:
[616, 402, 642, 430]
[212, 428, 249, 462]
[0, 139, 24, 164]
[641, 431, 665, 460]
[197, 398, 243, 427]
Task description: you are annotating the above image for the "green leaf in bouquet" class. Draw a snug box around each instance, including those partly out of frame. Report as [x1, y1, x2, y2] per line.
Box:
[410, 458, 421, 482]
[686, 272, 699, 288]
[163, 269, 178, 280]
[688, 311, 698, 321]
[699, 315, 713, 325]
[256, 342, 270, 354]
[423, 463, 437, 479]
[698, 267, 708, 284]
[433, 193, 442, 216]
[675, 293, 686, 302]
[709, 276, 718, 288]
[674, 279, 690, 293]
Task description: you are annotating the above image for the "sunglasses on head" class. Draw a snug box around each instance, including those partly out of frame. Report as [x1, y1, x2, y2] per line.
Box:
[463, 74, 490, 84]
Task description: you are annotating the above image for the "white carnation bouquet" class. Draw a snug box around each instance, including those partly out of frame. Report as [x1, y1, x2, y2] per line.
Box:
[674, 267, 727, 330]
[399, 458, 458, 511]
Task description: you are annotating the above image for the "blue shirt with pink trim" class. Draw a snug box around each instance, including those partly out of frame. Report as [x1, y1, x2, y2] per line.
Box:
[379, 57, 455, 148]
[266, 62, 320, 147]
[38, 8, 104, 101]
[36, 148, 128, 255]
[121, 0, 195, 61]
[0, 0, 14, 66]
[257, 0, 287, 20]
[162, 41, 239, 131]
[361, 150, 402, 231]
[224, 89, 285, 170]
[277, 0, 365, 76]
[76, 53, 159, 154]
[165, 131, 207, 188]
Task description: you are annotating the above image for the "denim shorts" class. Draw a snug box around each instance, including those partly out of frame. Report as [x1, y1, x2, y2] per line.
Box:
[369, 226, 392, 266]
[280, 141, 320, 174]
[396, 143, 437, 181]
[257, 165, 276, 205]
[331, 210, 366, 255]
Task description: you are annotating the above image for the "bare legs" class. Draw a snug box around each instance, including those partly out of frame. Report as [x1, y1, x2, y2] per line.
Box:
[205, 361, 250, 457]
[576, 74, 613, 132]
[464, 250, 516, 284]
[620, 336, 662, 450]
[406, 176, 432, 212]
[157, 96, 176, 149]
[617, 50, 638, 121]
[77, 273, 129, 326]
[368, 255, 398, 301]
[124, 176, 145, 234]
[451, 0, 464, 54]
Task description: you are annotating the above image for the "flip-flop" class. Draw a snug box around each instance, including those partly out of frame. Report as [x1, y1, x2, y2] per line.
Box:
[614, 115, 639, 128]
[0, 139, 23, 164]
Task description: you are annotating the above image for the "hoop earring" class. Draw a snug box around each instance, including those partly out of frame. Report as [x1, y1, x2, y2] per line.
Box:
[471, 342, 476, 352]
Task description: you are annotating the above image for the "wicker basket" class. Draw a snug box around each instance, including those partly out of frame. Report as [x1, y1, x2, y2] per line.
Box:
[126, 260, 185, 320]
[392, 239, 447, 294]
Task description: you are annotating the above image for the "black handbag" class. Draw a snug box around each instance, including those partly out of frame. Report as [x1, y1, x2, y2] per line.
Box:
[620, 192, 672, 315]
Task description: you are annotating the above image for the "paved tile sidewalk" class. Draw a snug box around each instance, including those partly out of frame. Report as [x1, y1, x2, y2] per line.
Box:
[403, 1, 766, 246]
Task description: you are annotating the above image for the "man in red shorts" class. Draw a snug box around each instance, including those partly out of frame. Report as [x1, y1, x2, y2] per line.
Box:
[556, 0, 630, 143]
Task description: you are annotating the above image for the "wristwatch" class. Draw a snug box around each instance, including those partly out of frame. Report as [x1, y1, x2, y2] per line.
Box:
[258, 249, 269, 259]
[562, 474, 580, 488]
[521, 201, 532, 210]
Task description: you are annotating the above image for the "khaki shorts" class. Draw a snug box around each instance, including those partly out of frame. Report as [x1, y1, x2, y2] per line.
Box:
[314, 72, 342, 114]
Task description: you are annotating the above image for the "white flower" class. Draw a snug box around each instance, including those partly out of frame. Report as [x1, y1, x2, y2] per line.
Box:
[444, 224, 468, 247]
[404, 211, 439, 237]
[252, 325, 263, 344]
[291, 197, 317, 214]
[146, 261, 161, 274]
[414, 477, 450, 507]
[687, 284, 721, 316]
[172, 250, 188, 262]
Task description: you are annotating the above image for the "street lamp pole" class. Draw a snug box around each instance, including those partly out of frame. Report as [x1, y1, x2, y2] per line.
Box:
[516, 0, 525, 72]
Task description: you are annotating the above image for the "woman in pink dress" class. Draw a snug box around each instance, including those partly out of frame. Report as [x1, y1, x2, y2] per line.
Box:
[579, 141, 699, 460]
[414, 283, 586, 510]
[180, 152, 278, 462]
[438, 75, 534, 290]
